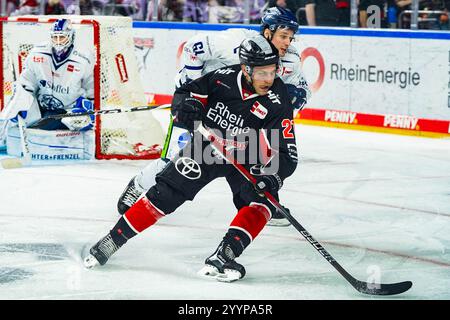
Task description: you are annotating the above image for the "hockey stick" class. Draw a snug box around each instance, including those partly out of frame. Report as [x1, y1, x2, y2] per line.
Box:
[1, 116, 31, 169]
[196, 123, 412, 296]
[28, 105, 167, 129]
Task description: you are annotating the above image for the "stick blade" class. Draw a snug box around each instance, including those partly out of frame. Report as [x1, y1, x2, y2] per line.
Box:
[355, 280, 413, 296]
[1, 158, 25, 169]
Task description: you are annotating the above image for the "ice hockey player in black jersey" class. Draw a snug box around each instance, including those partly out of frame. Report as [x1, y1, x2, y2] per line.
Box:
[83, 35, 298, 282]
[117, 7, 307, 227]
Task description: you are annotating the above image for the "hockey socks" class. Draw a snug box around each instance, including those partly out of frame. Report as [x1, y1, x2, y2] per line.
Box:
[85, 197, 165, 268]
[122, 196, 165, 233]
[112, 195, 165, 244]
[199, 204, 271, 282]
[229, 203, 271, 242]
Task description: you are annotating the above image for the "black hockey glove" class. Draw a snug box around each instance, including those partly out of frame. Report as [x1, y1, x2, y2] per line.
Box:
[173, 97, 204, 131]
[254, 174, 283, 195]
[240, 174, 283, 203]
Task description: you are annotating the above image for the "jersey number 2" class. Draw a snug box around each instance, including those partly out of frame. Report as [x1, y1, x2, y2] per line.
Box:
[282, 119, 294, 139]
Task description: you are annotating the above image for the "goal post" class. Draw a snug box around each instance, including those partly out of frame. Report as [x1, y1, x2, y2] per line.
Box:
[0, 15, 165, 160]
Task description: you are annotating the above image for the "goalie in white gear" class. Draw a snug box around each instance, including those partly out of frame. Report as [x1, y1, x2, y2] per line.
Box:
[117, 7, 310, 226]
[0, 18, 95, 160]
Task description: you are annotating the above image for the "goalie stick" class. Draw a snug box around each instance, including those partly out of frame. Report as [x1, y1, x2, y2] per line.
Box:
[196, 123, 412, 296]
[0, 116, 31, 169]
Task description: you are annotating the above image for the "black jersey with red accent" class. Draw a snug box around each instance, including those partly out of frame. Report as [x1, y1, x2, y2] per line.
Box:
[171, 64, 298, 181]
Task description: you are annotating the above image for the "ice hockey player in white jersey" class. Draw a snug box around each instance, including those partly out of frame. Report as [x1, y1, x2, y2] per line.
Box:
[0, 18, 95, 161]
[175, 9, 310, 115]
[116, 7, 310, 226]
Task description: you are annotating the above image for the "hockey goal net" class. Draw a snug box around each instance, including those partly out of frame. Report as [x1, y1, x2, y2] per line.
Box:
[0, 15, 165, 160]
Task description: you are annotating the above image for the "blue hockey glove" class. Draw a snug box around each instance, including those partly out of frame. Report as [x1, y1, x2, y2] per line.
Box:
[286, 84, 307, 112]
[10, 111, 28, 123]
[62, 97, 95, 131]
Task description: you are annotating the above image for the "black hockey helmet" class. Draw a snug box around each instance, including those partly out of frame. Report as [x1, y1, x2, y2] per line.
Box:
[261, 6, 299, 34]
[239, 35, 279, 69]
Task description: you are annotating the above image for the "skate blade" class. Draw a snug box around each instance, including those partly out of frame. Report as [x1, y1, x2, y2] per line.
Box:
[267, 218, 291, 227]
[83, 254, 100, 269]
[198, 265, 242, 283]
[216, 269, 242, 283]
[197, 265, 220, 279]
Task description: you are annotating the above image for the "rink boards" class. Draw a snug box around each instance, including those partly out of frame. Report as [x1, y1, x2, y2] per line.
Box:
[130, 22, 450, 137]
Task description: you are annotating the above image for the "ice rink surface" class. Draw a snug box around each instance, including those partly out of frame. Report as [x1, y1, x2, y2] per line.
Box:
[0, 124, 449, 300]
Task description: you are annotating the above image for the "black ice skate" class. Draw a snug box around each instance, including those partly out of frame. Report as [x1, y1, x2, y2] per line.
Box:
[267, 206, 291, 227]
[83, 233, 122, 269]
[198, 241, 246, 283]
[117, 176, 144, 215]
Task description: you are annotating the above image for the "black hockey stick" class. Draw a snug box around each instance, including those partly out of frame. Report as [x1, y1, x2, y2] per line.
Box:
[28, 105, 168, 129]
[196, 123, 412, 296]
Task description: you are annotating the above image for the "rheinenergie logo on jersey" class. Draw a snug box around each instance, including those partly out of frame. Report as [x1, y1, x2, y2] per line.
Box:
[206, 102, 250, 136]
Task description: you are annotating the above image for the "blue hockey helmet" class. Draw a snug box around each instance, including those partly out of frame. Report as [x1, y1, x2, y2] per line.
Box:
[51, 19, 75, 60]
[261, 6, 299, 34]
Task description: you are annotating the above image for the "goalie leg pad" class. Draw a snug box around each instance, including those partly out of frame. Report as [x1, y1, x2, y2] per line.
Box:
[6, 126, 94, 160]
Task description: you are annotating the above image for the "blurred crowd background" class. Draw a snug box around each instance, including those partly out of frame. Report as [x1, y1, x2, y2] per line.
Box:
[1, 0, 449, 30]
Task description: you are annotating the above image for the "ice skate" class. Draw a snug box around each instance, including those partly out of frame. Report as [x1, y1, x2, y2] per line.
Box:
[83, 233, 122, 269]
[117, 176, 145, 215]
[198, 241, 246, 283]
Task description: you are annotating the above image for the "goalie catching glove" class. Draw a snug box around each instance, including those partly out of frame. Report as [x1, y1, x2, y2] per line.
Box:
[61, 97, 95, 131]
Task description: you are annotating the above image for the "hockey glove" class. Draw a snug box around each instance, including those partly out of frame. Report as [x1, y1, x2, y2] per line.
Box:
[286, 84, 307, 113]
[240, 174, 283, 204]
[61, 97, 95, 131]
[173, 97, 204, 131]
[254, 174, 283, 195]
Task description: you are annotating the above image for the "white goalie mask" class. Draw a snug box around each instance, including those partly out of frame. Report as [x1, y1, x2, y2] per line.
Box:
[50, 19, 75, 60]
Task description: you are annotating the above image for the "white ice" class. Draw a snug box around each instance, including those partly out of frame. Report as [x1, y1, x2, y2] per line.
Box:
[0, 123, 449, 300]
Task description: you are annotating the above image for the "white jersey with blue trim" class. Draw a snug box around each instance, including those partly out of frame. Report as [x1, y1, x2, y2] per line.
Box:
[18, 42, 95, 112]
[175, 28, 311, 104]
